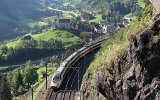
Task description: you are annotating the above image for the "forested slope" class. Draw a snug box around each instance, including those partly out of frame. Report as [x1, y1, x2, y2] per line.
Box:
[65, 0, 146, 22]
[0, 0, 46, 41]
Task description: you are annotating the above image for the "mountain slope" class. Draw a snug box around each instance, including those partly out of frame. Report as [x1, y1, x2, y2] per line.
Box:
[0, 0, 45, 41]
[65, 0, 142, 22]
[81, 1, 160, 99]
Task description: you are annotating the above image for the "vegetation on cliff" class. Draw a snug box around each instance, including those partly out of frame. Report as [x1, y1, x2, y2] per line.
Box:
[88, 1, 153, 77]
[82, 1, 156, 99]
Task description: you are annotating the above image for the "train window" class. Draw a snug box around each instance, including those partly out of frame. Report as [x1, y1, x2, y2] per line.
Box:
[53, 72, 61, 82]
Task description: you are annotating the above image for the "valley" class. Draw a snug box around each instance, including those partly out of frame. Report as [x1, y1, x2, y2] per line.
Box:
[1, 0, 159, 100]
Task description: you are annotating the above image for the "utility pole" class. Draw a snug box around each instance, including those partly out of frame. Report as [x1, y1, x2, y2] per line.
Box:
[46, 63, 47, 89]
[31, 88, 33, 100]
[77, 63, 80, 90]
[78, 69, 80, 90]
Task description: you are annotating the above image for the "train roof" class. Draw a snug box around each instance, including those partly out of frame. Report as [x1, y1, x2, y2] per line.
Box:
[65, 51, 78, 61]
[77, 47, 86, 52]
[60, 61, 68, 67]
[57, 66, 65, 73]
[60, 47, 86, 66]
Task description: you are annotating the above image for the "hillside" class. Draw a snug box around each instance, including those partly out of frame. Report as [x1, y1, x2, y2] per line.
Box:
[0, 0, 145, 41]
[6, 30, 82, 48]
[0, 0, 42, 40]
[0, 29, 83, 66]
[64, 0, 144, 22]
[0, 0, 58, 41]
[81, 0, 160, 99]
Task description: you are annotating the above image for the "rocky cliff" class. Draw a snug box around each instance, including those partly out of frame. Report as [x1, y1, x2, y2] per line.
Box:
[149, 0, 160, 20]
[96, 19, 160, 100]
[81, 1, 160, 100]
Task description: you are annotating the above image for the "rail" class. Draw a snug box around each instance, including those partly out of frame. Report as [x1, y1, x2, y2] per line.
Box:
[48, 38, 107, 100]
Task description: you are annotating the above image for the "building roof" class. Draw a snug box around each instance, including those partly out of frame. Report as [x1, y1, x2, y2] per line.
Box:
[22, 34, 32, 40]
[117, 23, 125, 28]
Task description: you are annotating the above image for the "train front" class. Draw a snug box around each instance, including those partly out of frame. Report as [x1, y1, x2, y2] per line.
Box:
[51, 72, 62, 90]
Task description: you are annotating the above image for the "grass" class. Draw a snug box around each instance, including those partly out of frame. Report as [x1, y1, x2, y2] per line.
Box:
[6, 40, 21, 48]
[124, 13, 137, 20]
[13, 96, 19, 100]
[32, 30, 82, 47]
[62, 12, 74, 19]
[6, 30, 82, 48]
[85, 4, 153, 98]
[26, 66, 57, 100]
[87, 17, 150, 79]
[0, 67, 8, 71]
[28, 21, 48, 28]
[36, 66, 57, 81]
[12, 65, 57, 100]
[37, 67, 46, 80]
[89, 15, 103, 23]
[88, 29, 128, 78]
[137, 0, 146, 8]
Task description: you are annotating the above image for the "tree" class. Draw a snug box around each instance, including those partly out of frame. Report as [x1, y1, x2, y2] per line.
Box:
[18, 39, 38, 48]
[23, 66, 38, 89]
[26, 60, 32, 67]
[18, 85, 23, 94]
[80, 32, 91, 42]
[0, 80, 12, 100]
[6, 69, 24, 96]
[39, 69, 46, 78]
[54, 39, 63, 50]
[37, 40, 49, 49]
[0, 45, 8, 60]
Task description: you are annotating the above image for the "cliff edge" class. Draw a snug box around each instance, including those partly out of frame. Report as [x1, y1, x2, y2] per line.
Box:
[149, 0, 160, 20]
[97, 19, 160, 100]
[81, 1, 160, 100]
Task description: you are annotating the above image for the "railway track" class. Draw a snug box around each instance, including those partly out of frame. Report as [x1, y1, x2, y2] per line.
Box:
[46, 39, 103, 100]
[60, 55, 89, 100]
[47, 50, 95, 100]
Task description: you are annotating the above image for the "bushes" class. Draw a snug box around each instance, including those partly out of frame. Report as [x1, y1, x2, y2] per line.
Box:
[0, 38, 65, 66]
[0, 80, 12, 100]
[6, 61, 38, 96]
[138, 1, 153, 21]
[80, 32, 91, 42]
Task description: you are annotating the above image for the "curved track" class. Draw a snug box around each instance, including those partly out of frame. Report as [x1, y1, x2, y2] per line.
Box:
[47, 48, 99, 100]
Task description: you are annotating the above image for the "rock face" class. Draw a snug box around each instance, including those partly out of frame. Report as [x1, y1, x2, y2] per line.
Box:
[81, 1, 160, 100]
[149, 0, 160, 20]
[96, 18, 160, 100]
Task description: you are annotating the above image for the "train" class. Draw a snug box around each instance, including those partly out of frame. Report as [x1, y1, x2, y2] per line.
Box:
[50, 40, 103, 89]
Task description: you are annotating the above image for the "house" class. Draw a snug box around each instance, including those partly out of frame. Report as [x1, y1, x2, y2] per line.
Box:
[116, 23, 125, 30]
[89, 21, 116, 36]
[99, 22, 116, 35]
[22, 34, 32, 40]
[93, 23, 102, 33]
[52, 18, 71, 29]
[123, 20, 130, 27]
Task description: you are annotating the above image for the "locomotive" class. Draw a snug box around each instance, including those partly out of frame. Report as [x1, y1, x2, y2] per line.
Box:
[51, 41, 103, 89]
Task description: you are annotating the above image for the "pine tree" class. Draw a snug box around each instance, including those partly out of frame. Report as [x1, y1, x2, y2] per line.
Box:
[0, 80, 12, 100]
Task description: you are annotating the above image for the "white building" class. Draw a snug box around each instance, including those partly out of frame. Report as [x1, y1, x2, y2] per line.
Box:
[99, 22, 116, 36]
[52, 18, 71, 29]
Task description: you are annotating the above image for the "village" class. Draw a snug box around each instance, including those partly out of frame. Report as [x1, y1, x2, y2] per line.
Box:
[49, 15, 130, 37]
